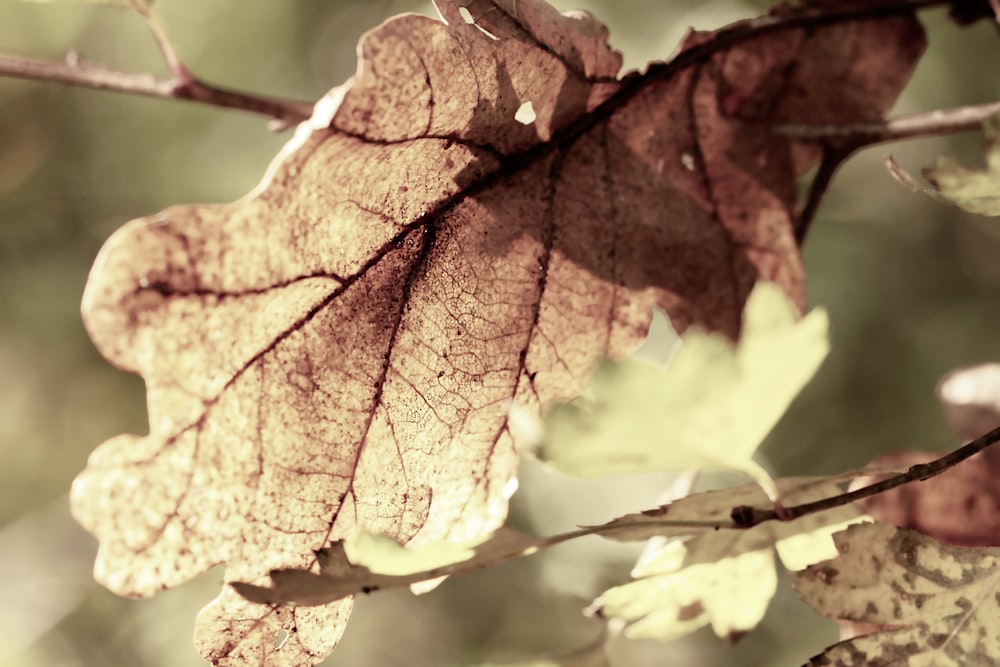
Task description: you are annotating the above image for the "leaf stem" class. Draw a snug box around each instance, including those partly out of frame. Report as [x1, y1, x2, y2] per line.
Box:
[0, 52, 314, 126]
[733, 423, 1000, 527]
[794, 147, 853, 244]
[131, 0, 193, 86]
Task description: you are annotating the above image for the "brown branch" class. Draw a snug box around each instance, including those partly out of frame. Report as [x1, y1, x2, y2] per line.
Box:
[794, 147, 854, 244]
[780, 100, 1000, 243]
[0, 53, 314, 126]
[0, 0, 952, 130]
[130, 0, 193, 86]
[776, 100, 1000, 149]
[733, 423, 1000, 527]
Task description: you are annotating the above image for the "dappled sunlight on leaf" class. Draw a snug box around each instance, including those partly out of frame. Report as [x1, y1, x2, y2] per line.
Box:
[795, 522, 1000, 666]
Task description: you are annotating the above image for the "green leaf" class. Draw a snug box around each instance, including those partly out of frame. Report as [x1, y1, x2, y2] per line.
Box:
[590, 478, 867, 641]
[345, 530, 482, 576]
[541, 282, 828, 492]
[887, 111, 1000, 216]
[793, 522, 1000, 666]
[597, 543, 777, 641]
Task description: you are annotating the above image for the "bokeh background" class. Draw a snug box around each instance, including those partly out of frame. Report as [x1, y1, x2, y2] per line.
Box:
[0, 1, 997, 665]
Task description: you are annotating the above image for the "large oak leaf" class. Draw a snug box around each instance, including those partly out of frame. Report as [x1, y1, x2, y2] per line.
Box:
[71, 1, 924, 664]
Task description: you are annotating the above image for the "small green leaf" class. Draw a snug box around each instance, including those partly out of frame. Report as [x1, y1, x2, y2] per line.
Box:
[887, 111, 1000, 216]
[345, 530, 481, 576]
[589, 478, 867, 641]
[597, 543, 777, 641]
[541, 282, 828, 492]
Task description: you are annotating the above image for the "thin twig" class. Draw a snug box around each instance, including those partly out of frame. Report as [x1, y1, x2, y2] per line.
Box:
[0, 53, 313, 125]
[733, 423, 1000, 527]
[782, 100, 1000, 240]
[776, 100, 1000, 149]
[130, 0, 193, 85]
[794, 147, 853, 244]
[0, 0, 951, 129]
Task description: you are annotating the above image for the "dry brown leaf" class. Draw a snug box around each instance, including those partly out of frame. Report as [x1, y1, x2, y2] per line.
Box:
[852, 364, 1000, 550]
[70, 1, 924, 664]
[854, 449, 1000, 549]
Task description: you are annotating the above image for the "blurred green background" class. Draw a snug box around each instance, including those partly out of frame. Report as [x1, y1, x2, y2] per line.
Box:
[0, 1, 997, 665]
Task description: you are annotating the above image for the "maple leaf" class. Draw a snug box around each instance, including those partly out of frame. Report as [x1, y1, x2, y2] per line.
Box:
[887, 111, 1000, 216]
[589, 477, 866, 642]
[541, 281, 829, 494]
[794, 522, 1000, 666]
[70, 0, 925, 664]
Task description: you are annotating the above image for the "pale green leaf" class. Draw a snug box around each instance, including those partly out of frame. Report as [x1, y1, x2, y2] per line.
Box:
[345, 530, 481, 576]
[541, 282, 828, 491]
[887, 111, 1000, 216]
[591, 477, 867, 641]
[773, 516, 864, 572]
[597, 543, 777, 641]
[794, 522, 1000, 666]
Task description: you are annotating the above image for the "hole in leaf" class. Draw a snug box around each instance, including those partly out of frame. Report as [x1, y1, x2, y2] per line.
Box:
[514, 101, 536, 125]
[457, 6, 499, 40]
